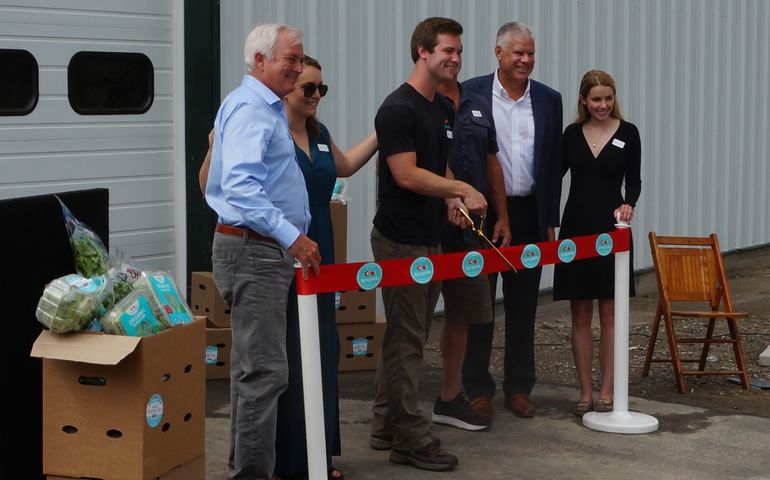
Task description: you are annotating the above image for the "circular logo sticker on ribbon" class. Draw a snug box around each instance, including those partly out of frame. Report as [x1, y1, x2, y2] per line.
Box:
[595, 233, 613, 256]
[146, 393, 163, 428]
[357, 262, 383, 290]
[410, 256, 434, 284]
[521, 244, 541, 269]
[557, 239, 577, 263]
[462, 251, 484, 278]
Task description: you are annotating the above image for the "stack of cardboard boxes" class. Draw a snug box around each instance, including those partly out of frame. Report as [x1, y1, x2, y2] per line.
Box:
[331, 200, 386, 372]
[191, 200, 386, 377]
[190, 271, 232, 380]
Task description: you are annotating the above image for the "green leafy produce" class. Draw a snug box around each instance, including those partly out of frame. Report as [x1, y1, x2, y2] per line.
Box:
[57, 196, 110, 279]
[112, 275, 133, 301]
[100, 287, 172, 337]
[72, 237, 109, 278]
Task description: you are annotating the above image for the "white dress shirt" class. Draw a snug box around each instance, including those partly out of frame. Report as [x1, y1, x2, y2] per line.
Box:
[492, 70, 536, 196]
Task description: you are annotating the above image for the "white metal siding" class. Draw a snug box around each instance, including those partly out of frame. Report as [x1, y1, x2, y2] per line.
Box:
[0, 0, 182, 275]
[221, 0, 770, 291]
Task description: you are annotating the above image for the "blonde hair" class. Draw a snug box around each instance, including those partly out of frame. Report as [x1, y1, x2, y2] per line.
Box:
[576, 69, 623, 124]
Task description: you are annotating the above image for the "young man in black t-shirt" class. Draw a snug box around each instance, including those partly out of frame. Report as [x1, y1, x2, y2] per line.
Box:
[368, 17, 486, 473]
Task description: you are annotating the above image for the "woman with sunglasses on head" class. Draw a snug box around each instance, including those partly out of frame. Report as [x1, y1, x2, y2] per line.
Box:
[553, 70, 641, 418]
[276, 55, 377, 480]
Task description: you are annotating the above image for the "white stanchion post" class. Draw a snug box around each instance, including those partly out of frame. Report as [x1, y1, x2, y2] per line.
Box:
[583, 229, 659, 434]
[296, 293, 328, 480]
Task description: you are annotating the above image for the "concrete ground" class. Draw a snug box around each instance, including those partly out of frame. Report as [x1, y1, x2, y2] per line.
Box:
[204, 336, 770, 479]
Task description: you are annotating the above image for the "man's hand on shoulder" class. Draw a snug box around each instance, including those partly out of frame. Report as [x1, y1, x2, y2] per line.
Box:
[288, 234, 321, 280]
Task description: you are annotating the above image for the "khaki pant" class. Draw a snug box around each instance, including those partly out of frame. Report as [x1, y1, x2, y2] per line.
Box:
[370, 227, 441, 451]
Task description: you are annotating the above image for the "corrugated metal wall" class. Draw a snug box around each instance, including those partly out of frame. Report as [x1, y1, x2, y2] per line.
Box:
[0, 0, 183, 274]
[220, 0, 770, 290]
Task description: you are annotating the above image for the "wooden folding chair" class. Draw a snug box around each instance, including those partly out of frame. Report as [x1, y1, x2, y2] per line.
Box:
[642, 232, 750, 393]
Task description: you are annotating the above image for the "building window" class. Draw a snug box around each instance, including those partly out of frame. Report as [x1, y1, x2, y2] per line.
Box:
[0, 49, 38, 116]
[68, 51, 154, 115]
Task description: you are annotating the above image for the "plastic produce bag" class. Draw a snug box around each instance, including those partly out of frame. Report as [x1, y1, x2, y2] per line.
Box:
[57, 196, 109, 279]
[133, 270, 194, 325]
[106, 247, 143, 306]
[100, 286, 172, 336]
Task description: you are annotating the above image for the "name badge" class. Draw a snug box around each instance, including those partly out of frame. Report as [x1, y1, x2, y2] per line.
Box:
[612, 138, 625, 148]
[446, 130, 453, 139]
[471, 110, 482, 117]
[317, 143, 330, 152]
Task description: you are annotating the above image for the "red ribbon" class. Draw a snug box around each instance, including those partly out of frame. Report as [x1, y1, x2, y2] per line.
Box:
[296, 228, 630, 295]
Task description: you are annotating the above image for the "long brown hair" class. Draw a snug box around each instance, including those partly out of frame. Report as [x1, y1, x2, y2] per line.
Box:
[302, 55, 322, 138]
[576, 69, 623, 124]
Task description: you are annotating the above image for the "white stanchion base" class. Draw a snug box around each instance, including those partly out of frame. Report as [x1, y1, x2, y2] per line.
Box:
[582, 410, 659, 434]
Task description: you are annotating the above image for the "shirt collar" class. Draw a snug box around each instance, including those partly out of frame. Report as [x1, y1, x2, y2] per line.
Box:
[242, 74, 285, 110]
[493, 69, 531, 102]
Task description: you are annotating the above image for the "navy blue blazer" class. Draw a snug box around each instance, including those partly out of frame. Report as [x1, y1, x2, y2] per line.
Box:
[463, 73, 563, 241]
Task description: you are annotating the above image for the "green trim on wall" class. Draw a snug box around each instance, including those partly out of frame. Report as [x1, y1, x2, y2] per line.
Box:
[184, 0, 220, 294]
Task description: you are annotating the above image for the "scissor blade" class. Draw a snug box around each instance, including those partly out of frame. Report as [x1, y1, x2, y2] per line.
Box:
[479, 235, 518, 273]
[457, 208, 517, 273]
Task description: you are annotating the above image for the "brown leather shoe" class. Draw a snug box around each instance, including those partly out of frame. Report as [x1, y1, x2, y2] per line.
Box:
[505, 394, 535, 418]
[469, 396, 493, 420]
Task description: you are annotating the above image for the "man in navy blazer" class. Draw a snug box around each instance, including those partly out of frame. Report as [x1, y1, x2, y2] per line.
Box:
[461, 21, 563, 420]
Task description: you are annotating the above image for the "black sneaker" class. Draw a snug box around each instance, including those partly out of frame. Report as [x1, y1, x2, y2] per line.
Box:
[432, 394, 492, 431]
[390, 439, 458, 472]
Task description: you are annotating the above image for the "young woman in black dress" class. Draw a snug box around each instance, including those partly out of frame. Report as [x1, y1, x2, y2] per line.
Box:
[553, 70, 641, 416]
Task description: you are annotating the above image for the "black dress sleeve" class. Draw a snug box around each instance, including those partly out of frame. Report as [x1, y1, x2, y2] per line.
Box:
[623, 122, 642, 207]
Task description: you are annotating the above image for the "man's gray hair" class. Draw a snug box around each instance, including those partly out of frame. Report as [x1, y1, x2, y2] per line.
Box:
[495, 22, 534, 48]
[244, 23, 303, 72]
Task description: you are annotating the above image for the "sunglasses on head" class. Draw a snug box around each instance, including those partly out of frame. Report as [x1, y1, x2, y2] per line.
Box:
[301, 82, 329, 98]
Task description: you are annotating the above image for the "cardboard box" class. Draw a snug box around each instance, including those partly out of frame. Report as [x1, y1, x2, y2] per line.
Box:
[31, 318, 206, 480]
[46, 454, 205, 480]
[330, 200, 347, 264]
[191, 271, 231, 327]
[338, 319, 386, 372]
[336, 288, 376, 324]
[206, 326, 232, 380]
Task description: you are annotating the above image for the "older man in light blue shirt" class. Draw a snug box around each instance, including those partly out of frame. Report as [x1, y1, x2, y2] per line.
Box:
[206, 75, 311, 249]
[205, 23, 320, 480]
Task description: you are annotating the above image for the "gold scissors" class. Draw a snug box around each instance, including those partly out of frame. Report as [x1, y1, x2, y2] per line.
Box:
[458, 209, 517, 273]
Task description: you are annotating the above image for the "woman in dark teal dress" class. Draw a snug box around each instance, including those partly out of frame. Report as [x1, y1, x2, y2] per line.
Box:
[275, 55, 377, 480]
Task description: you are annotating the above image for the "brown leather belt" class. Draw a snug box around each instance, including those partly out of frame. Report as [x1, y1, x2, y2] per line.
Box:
[216, 223, 277, 244]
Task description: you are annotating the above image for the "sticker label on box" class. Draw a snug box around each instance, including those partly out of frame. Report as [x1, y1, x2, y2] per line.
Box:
[352, 337, 368, 356]
[146, 393, 163, 428]
[205, 345, 218, 364]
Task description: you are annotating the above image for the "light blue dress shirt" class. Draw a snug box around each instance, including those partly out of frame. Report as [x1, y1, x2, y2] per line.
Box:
[206, 75, 311, 249]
